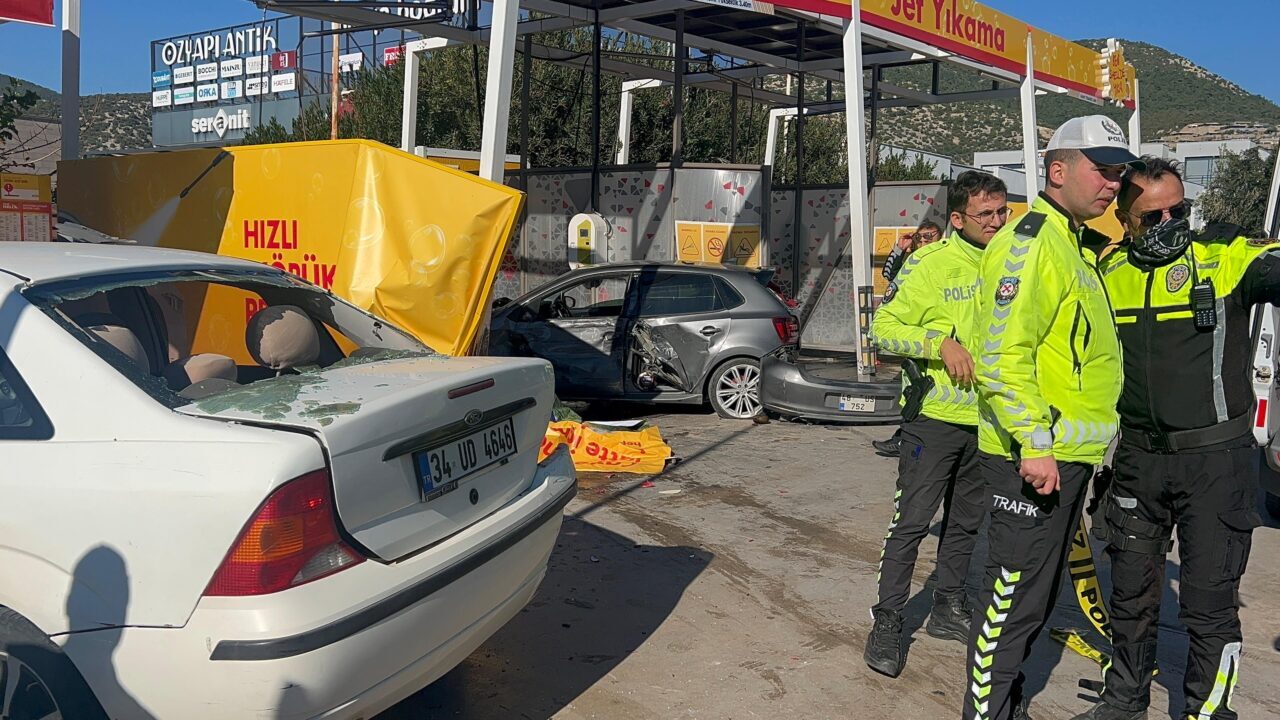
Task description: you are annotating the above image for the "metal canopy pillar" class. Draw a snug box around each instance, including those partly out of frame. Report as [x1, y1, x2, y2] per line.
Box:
[1266, 141, 1280, 237]
[1128, 77, 1142, 155]
[480, 0, 521, 182]
[791, 21, 806, 297]
[672, 11, 685, 167]
[844, 2, 874, 375]
[400, 36, 456, 153]
[590, 5, 602, 209]
[1019, 31, 1040, 194]
[400, 48, 422, 151]
[61, 0, 81, 161]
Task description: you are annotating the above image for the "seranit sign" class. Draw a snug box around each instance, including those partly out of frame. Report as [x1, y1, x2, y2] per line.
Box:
[191, 107, 253, 139]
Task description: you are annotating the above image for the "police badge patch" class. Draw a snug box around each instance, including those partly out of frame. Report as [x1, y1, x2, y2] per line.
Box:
[882, 282, 898, 304]
[1166, 263, 1191, 293]
[994, 276, 1020, 305]
[1247, 237, 1277, 247]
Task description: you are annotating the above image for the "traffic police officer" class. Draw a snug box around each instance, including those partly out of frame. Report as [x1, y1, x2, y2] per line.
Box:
[964, 116, 1141, 720]
[1072, 158, 1275, 720]
[864, 172, 1011, 678]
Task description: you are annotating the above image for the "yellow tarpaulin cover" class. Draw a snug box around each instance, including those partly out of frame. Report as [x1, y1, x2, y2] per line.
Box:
[58, 140, 524, 356]
[538, 421, 672, 474]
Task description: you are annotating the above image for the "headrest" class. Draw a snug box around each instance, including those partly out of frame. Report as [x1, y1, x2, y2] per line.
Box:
[245, 305, 320, 371]
[164, 353, 238, 391]
[85, 321, 149, 367]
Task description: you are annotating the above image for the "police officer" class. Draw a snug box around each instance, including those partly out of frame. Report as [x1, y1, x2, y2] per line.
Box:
[963, 116, 1141, 720]
[874, 220, 945, 457]
[864, 172, 1010, 678]
[1071, 158, 1275, 720]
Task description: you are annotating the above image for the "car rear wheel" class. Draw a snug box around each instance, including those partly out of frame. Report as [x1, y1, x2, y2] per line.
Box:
[0, 609, 106, 720]
[709, 358, 762, 419]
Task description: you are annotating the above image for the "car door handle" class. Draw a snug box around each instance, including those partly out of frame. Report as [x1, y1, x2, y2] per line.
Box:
[700, 326, 722, 336]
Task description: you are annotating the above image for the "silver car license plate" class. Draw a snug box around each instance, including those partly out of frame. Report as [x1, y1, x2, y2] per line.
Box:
[838, 395, 875, 413]
[414, 418, 517, 501]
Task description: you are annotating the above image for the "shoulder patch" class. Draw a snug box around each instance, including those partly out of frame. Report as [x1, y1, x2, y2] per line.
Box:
[882, 282, 898, 304]
[1013, 212, 1047, 239]
[994, 276, 1020, 305]
[1246, 237, 1278, 248]
[1166, 263, 1191, 293]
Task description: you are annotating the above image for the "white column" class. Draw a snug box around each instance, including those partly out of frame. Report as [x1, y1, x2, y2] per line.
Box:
[400, 47, 421, 152]
[479, 0, 521, 182]
[61, 0, 81, 161]
[1265, 140, 1280, 237]
[1127, 77, 1141, 154]
[763, 108, 789, 170]
[843, 2, 874, 375]
[615, 85, 635, 164]
[1019, 30, 1039, 194]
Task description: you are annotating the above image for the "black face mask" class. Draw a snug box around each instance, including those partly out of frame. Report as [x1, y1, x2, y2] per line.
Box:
[1129, 217, 1192, 268]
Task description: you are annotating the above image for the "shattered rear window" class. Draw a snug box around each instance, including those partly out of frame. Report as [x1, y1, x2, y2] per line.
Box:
[25, 269, 434, 408]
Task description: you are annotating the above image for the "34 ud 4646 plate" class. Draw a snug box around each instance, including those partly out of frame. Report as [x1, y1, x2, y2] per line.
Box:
[414, 418, 518, 501]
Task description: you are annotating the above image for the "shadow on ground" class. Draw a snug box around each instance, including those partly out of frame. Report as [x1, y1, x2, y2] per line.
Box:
[379, 514, 710, 719]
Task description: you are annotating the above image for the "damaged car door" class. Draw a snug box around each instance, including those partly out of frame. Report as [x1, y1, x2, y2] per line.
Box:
[627, 270, 728, 396]
[506, 272, 633, 398]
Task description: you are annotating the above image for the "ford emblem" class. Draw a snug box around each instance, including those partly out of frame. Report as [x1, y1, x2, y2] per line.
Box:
[464, 410, 483, 427]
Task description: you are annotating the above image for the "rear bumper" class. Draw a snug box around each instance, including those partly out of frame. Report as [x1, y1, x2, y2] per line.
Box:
[71, 446, 577, 720]
[759, 352, 901, 424]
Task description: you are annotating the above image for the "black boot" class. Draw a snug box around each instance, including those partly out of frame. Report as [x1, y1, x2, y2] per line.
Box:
[925, 591, 971, 643]
[1013, 696, 1033, 720]
[864, 608, 904, 677]
[1069, 701, 1147, 720]
[872, 429, 903, 457]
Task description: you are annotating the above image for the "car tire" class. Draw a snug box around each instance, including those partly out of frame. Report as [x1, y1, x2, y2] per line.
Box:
[1267, 491, 1280, 520]
[708, 358, 763, 420]
[0, 609, 106, 720]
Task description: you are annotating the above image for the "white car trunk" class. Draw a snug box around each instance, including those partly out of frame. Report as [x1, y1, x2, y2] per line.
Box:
[178, 355, 556, 560]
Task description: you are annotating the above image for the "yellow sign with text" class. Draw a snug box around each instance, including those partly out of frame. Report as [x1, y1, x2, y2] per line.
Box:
[58, 140, 524, 356]
[675, 221, 762, 267]
[773, 0, 1135, 106]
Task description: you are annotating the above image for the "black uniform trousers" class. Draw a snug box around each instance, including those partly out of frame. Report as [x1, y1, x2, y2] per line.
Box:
[1101, 437, 1261, 719]
[963, 453, 1093, 720]
[874, 416, 985, 613]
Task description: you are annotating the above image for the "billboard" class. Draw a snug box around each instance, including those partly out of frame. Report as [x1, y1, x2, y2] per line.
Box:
[0, 0, 53, 26]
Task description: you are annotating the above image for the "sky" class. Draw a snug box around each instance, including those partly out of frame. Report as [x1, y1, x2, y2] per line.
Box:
[1, 0, 1278, 104]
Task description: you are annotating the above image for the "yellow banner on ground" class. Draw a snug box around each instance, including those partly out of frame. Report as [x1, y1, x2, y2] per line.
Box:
[57, 140, 524, 356]
[538, 421, 672, 474]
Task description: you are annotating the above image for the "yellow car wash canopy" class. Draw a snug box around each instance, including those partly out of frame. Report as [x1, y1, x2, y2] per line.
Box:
[58, 140, 523, 355]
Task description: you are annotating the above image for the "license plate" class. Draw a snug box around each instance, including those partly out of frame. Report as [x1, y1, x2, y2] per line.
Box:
[414, 418, 517, 501]
[839, 395, 875, 413]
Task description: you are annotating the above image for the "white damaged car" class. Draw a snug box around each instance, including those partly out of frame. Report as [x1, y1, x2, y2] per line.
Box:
[0, 243, 575, 718]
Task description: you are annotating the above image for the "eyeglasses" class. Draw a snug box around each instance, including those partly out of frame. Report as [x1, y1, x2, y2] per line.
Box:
[961, 207, 1011, 225]
[1124, 200, 1191, 228]
[915, 232, 940, 242]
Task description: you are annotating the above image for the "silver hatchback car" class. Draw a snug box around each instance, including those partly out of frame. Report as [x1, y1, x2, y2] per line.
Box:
[490, 262, 798, 418]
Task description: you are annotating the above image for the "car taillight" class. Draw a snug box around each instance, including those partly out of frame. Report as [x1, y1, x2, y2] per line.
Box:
[1256, 398, 1268, 428]
[204, 469, 364, 597]
[772, 316, 799, 344]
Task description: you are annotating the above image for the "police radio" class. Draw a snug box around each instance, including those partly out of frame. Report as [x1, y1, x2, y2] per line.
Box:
[1190, 277, 1216, 330]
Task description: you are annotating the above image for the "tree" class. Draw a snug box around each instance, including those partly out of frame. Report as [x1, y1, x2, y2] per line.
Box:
[1197, 147, 1272, 237]
[0, 78, 41, 170]
[875, 147, 940, 182]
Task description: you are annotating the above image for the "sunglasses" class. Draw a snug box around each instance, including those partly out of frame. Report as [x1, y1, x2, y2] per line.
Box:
[1125, 200, 1191, 228]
